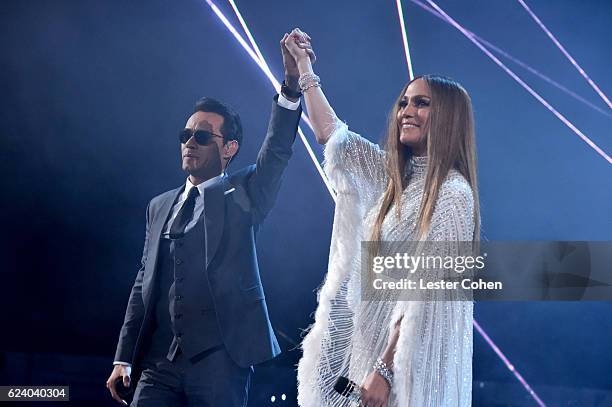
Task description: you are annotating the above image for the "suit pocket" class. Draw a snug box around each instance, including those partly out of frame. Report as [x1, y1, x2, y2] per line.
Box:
[241, 285, 265, 302]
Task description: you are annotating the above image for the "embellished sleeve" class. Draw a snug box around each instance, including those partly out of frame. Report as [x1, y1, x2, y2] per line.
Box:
[323, 121, 387, 208]
[390, 176, 475, 406]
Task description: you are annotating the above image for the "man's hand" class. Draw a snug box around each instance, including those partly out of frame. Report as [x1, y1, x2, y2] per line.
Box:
[106, 364, 131, 405]
[280, 33, 299, 80]
[360, 370, 390, 407]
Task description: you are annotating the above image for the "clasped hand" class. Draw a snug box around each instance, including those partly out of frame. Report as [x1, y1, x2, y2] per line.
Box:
[280, 27, 316, 81]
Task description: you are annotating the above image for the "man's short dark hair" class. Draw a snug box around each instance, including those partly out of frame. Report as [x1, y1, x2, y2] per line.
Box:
[193, 97, 243, 157]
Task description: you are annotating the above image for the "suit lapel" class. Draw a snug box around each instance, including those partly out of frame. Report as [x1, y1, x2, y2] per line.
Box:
[143, 186, 183, 307]
[151, 186, 183, 245]
[203, 175, 227, 268]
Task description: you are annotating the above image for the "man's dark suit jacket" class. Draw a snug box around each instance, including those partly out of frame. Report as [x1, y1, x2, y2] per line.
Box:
[114, 96, 301, 368]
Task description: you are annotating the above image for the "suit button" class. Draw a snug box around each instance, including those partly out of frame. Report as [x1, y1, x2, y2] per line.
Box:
[176, 295, 183, 301]
[175, 314, 183, 319]
[176, 277, 184, 283]
[175, 259, 183, 265]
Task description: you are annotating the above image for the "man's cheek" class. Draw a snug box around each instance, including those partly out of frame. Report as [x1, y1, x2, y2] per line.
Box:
[207, 146, 222, 161]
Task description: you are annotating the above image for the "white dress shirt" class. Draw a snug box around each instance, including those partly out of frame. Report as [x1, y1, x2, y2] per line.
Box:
[161, 175, 219, 238]
[277, 93, 300, 110]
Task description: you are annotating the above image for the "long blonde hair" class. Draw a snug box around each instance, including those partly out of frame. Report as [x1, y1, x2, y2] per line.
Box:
[370, 75, 480, 243]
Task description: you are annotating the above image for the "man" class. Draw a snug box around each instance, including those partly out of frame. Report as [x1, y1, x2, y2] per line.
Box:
[106, 37, 312, 406]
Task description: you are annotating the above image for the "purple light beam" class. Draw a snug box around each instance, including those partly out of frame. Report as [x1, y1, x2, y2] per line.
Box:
[409, 0, 612, 120]
[517, 0, 612, 110]
[474, 320, 546, 407]
[425, 0, 611, 165]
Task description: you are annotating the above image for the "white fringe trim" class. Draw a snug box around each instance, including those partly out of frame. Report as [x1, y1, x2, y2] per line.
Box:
[297, 121, 363, 406]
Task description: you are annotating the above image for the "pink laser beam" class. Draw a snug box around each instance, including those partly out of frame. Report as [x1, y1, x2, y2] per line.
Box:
[474, 320, 546, 407]
[425, 0, 612, 165]
[517, 0, 612, 110]
[409, 0, 612, 120]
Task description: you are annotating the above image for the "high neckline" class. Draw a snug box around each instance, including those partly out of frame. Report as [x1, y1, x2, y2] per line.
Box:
[408, 155, 428, 175]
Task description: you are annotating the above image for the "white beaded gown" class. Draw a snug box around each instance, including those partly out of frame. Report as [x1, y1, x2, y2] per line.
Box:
[297, 122, 474, 406]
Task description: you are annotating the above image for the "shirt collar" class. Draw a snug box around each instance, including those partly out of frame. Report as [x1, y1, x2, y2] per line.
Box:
[184, 173, 224, 197]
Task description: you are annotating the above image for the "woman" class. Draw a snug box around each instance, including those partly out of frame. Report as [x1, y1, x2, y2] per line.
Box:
[285, 28, 479, 407]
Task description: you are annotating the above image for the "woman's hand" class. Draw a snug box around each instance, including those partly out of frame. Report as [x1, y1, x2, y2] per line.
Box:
[283, 28, 316, 65]
[360, 370, 390, 407]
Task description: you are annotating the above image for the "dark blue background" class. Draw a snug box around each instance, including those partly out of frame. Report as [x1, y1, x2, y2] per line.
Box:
[1, 0, 610, 405]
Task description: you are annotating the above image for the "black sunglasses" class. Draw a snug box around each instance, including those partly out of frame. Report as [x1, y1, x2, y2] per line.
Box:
[179, 128, 224, 145]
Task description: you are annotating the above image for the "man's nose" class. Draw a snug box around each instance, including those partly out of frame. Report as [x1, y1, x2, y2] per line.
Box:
[185, 135, 198, 147]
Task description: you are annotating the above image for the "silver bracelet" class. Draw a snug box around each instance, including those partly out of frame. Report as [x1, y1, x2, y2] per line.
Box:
[298, 72, 321, 92]
[302, 81, 321, 92]
[374, 358, 394, 387]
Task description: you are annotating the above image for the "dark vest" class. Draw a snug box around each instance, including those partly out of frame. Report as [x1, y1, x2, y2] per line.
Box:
[145, 214, 223, 362]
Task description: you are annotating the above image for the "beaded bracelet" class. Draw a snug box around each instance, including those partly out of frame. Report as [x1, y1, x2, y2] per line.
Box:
[298, 72, 321, 92]
[373, 358, 394, 388]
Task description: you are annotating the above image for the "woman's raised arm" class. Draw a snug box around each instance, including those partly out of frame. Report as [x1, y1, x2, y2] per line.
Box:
[283, 28, 338, 145]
